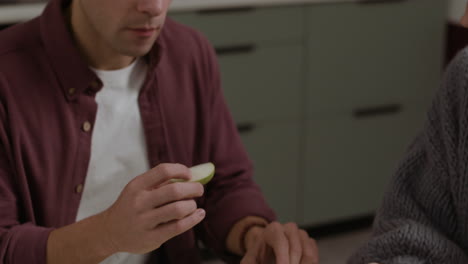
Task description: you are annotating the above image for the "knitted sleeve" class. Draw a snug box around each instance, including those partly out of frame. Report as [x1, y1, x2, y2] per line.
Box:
[348, 48, 468, 264]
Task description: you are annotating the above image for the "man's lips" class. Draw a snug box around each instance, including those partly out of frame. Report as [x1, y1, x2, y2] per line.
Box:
[127, 27, 160, 37]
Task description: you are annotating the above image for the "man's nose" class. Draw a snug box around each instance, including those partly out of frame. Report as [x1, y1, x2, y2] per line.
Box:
[136, 0, 165, 17]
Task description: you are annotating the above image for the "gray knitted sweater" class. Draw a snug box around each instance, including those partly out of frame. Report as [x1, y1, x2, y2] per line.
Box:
[348, 48, 468, 264]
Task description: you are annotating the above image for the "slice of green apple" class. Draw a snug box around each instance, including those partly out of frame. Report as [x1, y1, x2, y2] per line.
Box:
[189, 162, 215, 184]
[171, 163, 215, 185]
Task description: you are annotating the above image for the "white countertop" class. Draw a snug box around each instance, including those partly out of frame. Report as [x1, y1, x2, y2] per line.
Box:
[0, 0, 360, 25]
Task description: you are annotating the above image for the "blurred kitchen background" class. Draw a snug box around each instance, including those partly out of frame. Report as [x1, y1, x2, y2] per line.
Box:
[1, 0, 467, 263]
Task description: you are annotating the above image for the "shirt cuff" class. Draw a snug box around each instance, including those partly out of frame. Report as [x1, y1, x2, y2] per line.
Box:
[1, 223, 54, 264]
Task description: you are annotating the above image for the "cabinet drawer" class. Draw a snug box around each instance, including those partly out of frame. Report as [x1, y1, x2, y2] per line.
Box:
[239, 121, 301, 223]
[306, 0, 445, 113]
[302, 104, 427, 225]
[219, 44, 303, 123]
[169, 6, 303, 46]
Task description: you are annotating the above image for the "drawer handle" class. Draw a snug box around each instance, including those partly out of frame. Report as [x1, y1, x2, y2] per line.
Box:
[215, 44, 256, 56]
[237, 123, 256, 134]
[356, 0, 407, 4]
[353, 104, 402, 119]
[197, 7, 255, 15]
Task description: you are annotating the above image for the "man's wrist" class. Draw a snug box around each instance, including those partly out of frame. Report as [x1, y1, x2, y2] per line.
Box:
[47, 213, 116, 264]
[242, 224, 266, 254]
[226, 216, 269, 256]
[92, 212, 119, 258]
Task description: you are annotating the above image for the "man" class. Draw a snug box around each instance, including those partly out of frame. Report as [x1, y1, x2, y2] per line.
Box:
[0, 0, 319, 263]
[349, 3, 468, 264]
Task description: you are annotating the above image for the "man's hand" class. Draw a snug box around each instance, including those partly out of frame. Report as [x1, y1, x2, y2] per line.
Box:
[241, 222, 319, 264]
[47, 163, 206, 264]
[100, 163, 206, 254]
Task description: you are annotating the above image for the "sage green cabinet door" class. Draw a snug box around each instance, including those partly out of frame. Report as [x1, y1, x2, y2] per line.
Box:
[218, 44, 303, 123]
[306, 0, 446, 114]
[240, 121, 301, 223]
[169, 7, 303, 46]
[302, 105, 426, 225]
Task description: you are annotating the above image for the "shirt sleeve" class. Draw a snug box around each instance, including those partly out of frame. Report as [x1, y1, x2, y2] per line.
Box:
[348, 49, 468, 264]
[192, 34, 276, 261]
[0, 74, 54, 264]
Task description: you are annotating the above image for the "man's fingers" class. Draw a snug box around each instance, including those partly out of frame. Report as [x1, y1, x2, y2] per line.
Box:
[284, 223, 302, 264]
[299, 230, 319, 264]
[133, 163, 191, 189]
[241, 239, 262, 264]
[142, 200, 198, 229]
[265, 222, 290, 264]
[142, 181, 204, 209]
[154, 208, 205, 241]
[240, 256, 256, 264]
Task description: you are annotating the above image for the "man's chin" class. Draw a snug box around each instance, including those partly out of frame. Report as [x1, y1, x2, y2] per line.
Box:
[120, 45, 155, 58]
[128, 49, 153, 57]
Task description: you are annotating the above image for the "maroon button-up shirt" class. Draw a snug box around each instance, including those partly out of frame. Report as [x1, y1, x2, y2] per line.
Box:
[0, 0, 275, 263]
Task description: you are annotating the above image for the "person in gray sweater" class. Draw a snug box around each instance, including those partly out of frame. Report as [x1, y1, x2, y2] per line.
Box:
[349, 5, 468, 264]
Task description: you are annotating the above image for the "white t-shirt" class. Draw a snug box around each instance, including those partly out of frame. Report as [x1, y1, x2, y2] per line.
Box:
[76, 59, 150, 264]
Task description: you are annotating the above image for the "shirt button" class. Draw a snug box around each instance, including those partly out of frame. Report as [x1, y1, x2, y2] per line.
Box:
[75, 184, 84, 194]
[68, 88, 76, 95]
[82, 121, 92, 132]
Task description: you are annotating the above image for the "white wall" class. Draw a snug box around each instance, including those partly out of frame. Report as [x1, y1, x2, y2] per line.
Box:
[449, 0, 467, 24]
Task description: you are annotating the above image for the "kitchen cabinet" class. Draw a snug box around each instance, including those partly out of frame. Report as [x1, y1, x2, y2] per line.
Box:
[302, 0, 446, 225]
[172, 0, 446, 226]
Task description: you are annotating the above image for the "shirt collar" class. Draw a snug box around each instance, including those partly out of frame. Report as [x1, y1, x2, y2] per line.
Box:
[39, 0, 164, 101]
